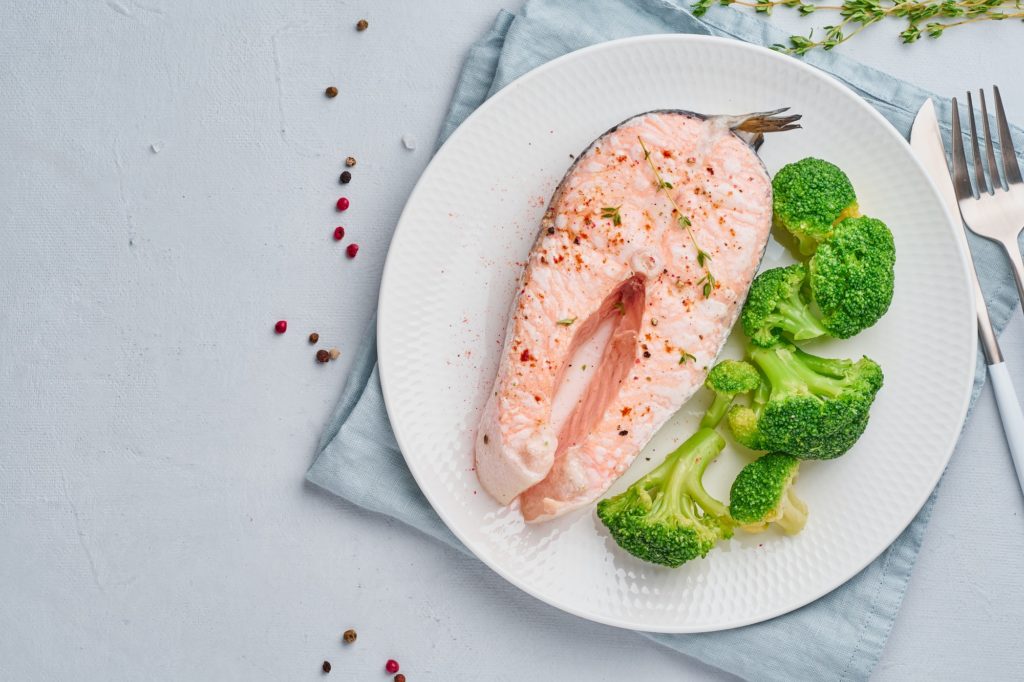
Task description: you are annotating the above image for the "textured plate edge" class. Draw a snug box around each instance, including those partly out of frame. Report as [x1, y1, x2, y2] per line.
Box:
[376, 34, 978, 633]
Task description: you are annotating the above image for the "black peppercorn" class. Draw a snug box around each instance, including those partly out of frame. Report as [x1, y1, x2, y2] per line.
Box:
[342, 629, 357, 644]
[316, 349, 330, 363]
[340, 171, 352, 184]
[322, 660, 331, 673]
[325, 86, 338, 98]
[356, 19, 368, 31]
[309, 332, 319, 344]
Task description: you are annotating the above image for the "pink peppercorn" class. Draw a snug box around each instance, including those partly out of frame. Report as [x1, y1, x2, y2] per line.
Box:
[346, 243, 359, 258]
[336, 197, 350, 211]
[385, 660, 400, 674]
[274, 320, 287, 334]
[333, 226, 345, 241]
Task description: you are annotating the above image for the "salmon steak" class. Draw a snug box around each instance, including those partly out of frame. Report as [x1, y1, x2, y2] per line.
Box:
[475, 109, 799, 522]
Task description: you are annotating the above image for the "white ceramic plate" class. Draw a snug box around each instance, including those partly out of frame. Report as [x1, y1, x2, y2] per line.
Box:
[377, 35, 976, 632]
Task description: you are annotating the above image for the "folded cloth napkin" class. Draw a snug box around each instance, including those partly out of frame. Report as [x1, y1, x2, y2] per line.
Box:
[308, 1, 1024, 679]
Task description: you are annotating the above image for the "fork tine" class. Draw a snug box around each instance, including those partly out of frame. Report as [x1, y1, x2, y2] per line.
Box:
[950, 97, 975, 200]
[980, 90, 1003, 191]
[994, 85, 1023, 185]
[967, 91, 989, 194]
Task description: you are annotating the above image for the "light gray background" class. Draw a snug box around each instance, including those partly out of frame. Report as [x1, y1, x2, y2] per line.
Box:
[1, 2, 1022, 680]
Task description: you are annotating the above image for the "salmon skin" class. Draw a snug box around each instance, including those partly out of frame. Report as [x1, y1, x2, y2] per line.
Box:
[475, 108, 799, 522]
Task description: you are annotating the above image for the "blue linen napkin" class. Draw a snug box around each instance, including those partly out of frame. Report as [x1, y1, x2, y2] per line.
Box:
[308, 1, 1024, 679]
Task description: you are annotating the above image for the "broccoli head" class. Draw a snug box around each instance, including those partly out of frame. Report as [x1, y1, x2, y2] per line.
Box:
[597, 427, 733, 567]
[773, 158, 859, 255]
[729, 453, 808, 534]
[809, 216, 896, 339]
[701, 359, 762, 429]
[727, 343, 883, 460]
[741, 264, 828, 347]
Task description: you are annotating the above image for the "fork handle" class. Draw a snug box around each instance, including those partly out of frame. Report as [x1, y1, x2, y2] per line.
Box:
[1002, 241, 1024, 308]
[989, 362, 1024, 495]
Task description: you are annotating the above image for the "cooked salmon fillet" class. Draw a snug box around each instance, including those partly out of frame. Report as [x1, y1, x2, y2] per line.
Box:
[475, 109, 795, 522]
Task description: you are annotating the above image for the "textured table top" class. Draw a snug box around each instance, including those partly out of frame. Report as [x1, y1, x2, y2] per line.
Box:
[2, 2, 1022, 680]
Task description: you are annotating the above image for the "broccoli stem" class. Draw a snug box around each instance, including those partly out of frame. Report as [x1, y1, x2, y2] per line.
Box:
[774, 296, 828, 341]
[776, 486, 809, 535]
[749, 345, 846, 398]
[700, 394, 733, 430]
[659, 427, 729, 519]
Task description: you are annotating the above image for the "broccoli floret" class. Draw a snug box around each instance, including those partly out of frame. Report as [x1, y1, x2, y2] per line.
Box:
[597, 427, 733, 567]
[729, 453, 808, 534]
[727, 343, 883, 460]
[773, 158, 859, 255]
[809, 216, 896, 339]
[701, 360, 762, 429]
[742, 264, 828, 347]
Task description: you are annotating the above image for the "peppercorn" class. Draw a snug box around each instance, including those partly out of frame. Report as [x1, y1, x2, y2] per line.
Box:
[309, 332, 320, 344]
[394, 675, 406, 682]
[342, 629, 357, 644]
[339, 171, 352, 184]
[316, 349, 330, 363]
[333, 226, 345, 241]
[274, 320, 287, 334]
[325, 86, 338, 98]
[547, 227, 555, 235]
[328, 348, 341, 360]
[336, 197, 350, 211]
[346, 243, 359, 258]
[642, 351, 651, 358]
[618, 430, 628, 436]
[345, 156, 356, 167]
[322, 660, 332, 673]
[356, 19, 368, 31]
[385, 660, 400, 674]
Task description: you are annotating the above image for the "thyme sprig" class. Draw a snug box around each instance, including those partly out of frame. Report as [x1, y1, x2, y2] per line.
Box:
[691, 0, 1024, 55]
[637, 136, 716, 298]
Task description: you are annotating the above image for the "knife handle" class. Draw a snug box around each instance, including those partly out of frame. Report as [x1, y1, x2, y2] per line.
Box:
[988, 361, 1024, 495]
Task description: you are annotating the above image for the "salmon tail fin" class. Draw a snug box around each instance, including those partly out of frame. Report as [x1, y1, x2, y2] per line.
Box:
[730, 108, 803, 135]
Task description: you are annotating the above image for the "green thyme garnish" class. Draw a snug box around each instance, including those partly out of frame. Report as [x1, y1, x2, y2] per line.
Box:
[557, 317, 577, 326]
[679, 351, 697, 365]
[601, 206, 622, 226]
[690, 0, 1023, 55]
[697, 271, 717, 298]
[638, 136, 715, 298]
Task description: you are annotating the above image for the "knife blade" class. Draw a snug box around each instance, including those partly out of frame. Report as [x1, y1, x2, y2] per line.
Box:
[910, 98, 1001, 364]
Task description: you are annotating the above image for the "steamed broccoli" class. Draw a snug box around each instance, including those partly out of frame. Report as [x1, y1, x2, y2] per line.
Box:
[596, 427, 732, 567]
[773, 158, 859, 255]
[727, 343, 883, 460]
[742, 217, 896, 346]
[741, 264, 827, 347]
[597, 360, 758, 567]
[729, 453, 808, 534]
[809, 216, 896, 339]
[701, 359, 762, 429]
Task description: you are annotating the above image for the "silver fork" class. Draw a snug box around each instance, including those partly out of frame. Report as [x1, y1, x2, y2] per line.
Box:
[951, 87, 1024, 494]
[951, 87, 1024, 304]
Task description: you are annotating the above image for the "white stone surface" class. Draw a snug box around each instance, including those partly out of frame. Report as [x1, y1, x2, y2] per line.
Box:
[0, 2, 1021, 680]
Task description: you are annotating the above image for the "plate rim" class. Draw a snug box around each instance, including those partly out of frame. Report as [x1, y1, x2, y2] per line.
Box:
[376, 33, 978, 633]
